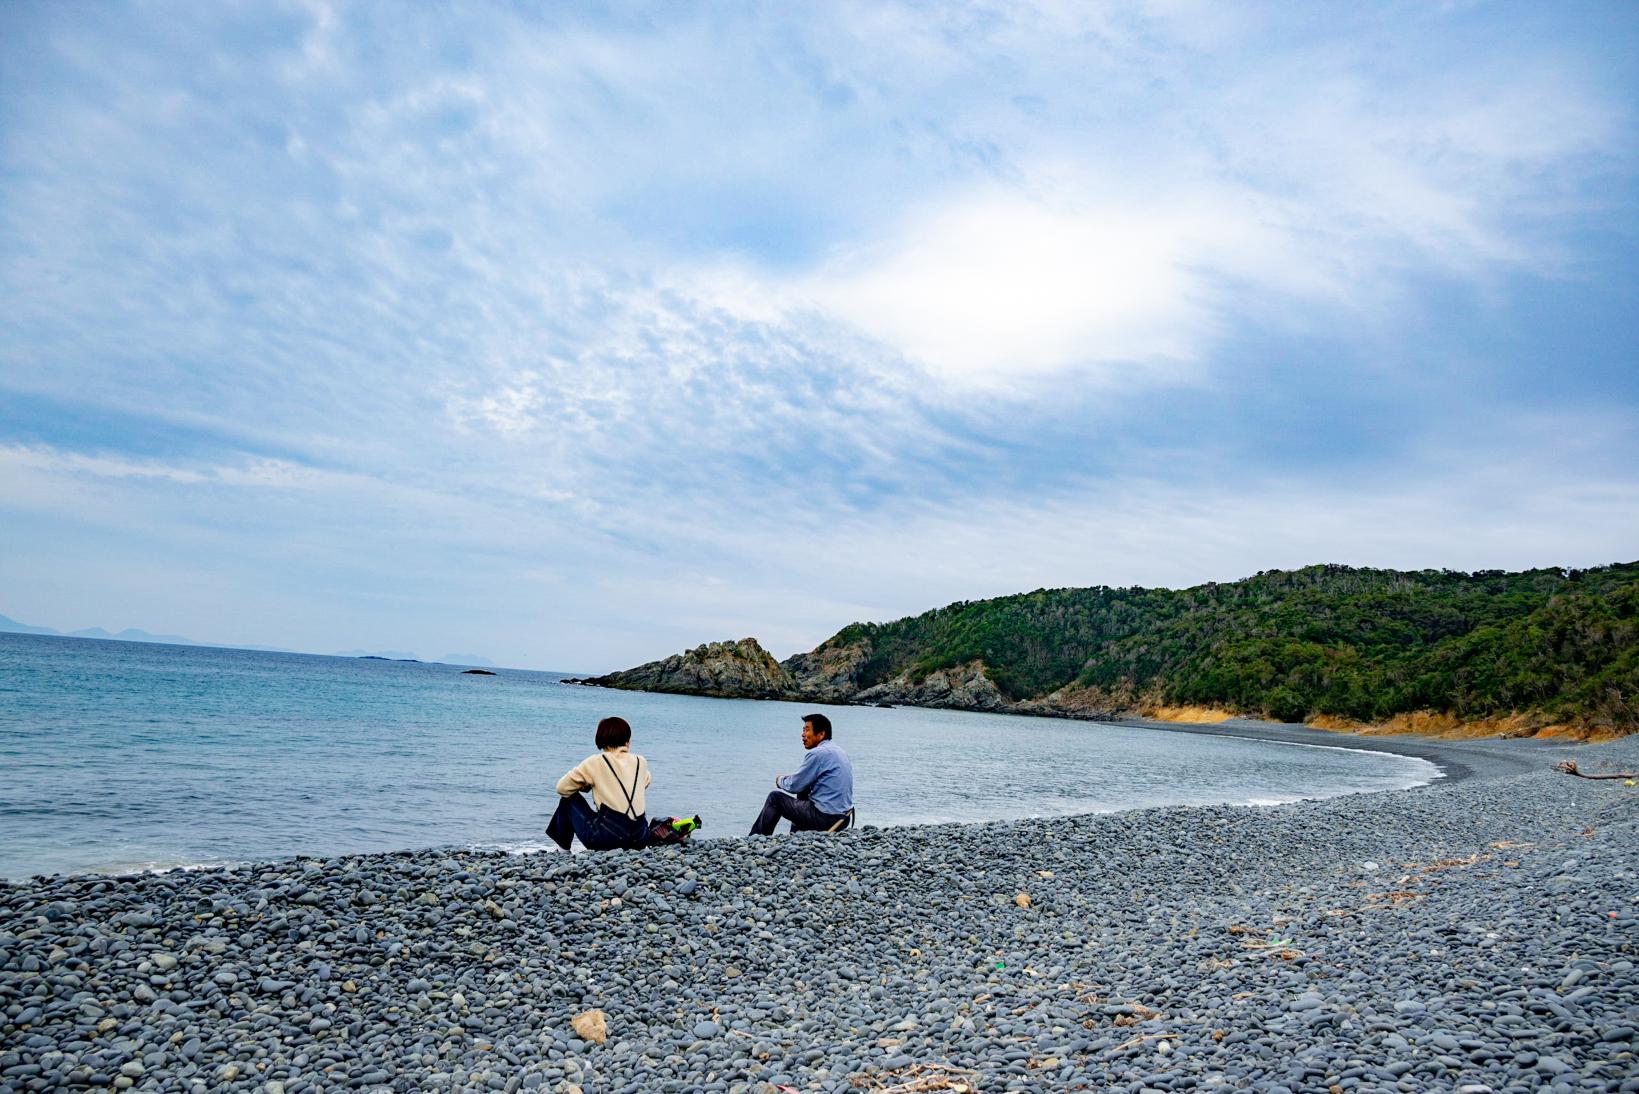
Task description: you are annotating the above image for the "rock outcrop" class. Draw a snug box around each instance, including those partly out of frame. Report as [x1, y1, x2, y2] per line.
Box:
[582, 638, 799, 699]
[1016, 680, 1146, 720]
[580, 638, 1124, 721]
[853, 660, 1009, 711]
[781, 640, 873, 701]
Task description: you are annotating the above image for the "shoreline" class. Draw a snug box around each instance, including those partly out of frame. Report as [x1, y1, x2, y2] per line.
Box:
[8, 714, 1460, 885]
[2, 735, 1635, 1092]
[571, 676, 1626, 750]
[1113, 714, 1558, 787]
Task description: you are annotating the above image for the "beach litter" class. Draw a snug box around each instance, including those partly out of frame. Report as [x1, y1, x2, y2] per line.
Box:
[1233, 932, 1302, 960]
[1107, 1030, 1174, 1054]
[1109, 1002, 1165, 1028]
[850, 1061, 981, 1092]
[1554, 759, 1639, 780]
[569, 1009, 607, 1044]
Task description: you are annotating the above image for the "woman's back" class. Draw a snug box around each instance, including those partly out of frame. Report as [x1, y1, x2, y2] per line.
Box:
[557, 749, 651, 818]
[547, 716, 653, 853]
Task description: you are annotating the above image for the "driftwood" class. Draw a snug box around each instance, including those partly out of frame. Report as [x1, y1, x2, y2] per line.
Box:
[849, 1062, 981, 1092]
[1554, 760, 1638, 780]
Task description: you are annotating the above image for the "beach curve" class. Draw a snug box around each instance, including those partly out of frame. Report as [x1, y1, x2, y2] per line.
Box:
[1, 732, 1635, 1093]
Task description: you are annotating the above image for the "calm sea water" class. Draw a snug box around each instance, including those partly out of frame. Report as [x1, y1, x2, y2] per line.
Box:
[0, 632, 1438, 878]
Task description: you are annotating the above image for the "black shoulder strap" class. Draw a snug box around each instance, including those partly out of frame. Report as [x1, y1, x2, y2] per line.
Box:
[601, 754, 642, 820]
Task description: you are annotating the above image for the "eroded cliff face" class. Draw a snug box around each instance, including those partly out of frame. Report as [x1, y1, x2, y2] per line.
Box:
[1015, 680, 1140, 720]
[579, 633, 1619, 739]
[780, 640, 872, 701]
[853, 660, 1009, 711]
[582, 638, 1124, 721]
[582, 638, 799, 699]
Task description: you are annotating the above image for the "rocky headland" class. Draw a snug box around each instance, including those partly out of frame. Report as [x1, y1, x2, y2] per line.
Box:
[574, 639, 800, 701]
[575, 561, 1639, 739]
[574, 637, 1562, 737]
[576, 639, 1137, 719]
[580, 642, 1048, 718]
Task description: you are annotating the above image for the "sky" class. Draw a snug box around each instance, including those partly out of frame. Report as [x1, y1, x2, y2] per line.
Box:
[2, 1, 1636, 671]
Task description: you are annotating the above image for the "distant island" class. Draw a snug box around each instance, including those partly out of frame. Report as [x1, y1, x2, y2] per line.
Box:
[347, 652, 500, 667]
[0, 613, 294, 652]
[579, 561, 1639, 739]
[439, 653, 498, 668]
[0, 612, 202, 647]
[0, 616, 496, 667]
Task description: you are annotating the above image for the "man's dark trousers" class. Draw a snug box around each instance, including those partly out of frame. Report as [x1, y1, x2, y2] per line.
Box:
[750, 791, 846, 836]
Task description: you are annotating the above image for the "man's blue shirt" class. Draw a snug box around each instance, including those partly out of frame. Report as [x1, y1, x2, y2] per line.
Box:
[776, 739, 854, 816]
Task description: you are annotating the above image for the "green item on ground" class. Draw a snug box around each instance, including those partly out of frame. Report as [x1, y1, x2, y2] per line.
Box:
[649, 814, 703, 844]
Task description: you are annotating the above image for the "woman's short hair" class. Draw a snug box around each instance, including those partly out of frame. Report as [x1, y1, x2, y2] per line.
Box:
[595, 716, 632, 750]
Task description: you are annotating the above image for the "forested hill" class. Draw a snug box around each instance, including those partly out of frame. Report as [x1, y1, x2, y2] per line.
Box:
[812, 561, 1639, 731]
[584, 561, 1639, 734]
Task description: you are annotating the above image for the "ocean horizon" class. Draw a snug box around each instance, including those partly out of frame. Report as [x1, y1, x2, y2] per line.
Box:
[0, 631, 1439, 879]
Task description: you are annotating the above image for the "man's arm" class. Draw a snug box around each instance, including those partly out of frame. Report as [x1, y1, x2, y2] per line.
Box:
[555, 758, 593, 798]
[776, 748, 825, 795]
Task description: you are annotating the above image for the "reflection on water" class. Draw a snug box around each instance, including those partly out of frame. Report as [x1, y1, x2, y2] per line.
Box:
[0, 632, 1437, 878]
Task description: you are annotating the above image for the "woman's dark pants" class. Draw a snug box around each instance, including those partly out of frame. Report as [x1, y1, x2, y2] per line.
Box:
[547, 794, 647, 851]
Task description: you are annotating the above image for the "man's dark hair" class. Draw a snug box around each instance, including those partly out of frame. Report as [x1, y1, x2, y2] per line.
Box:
[595, 716, 632, 750]
[802, 712, 833, 739]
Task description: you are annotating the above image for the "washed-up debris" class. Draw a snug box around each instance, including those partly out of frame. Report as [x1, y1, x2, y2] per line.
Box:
[850, 1061, 981, 1092]
[1107, 1030, 1173, 1055]
[1554, 760, 1638, 780]
[1110, 1002, 1165, 1027]
[570, 1008, 607, 1044]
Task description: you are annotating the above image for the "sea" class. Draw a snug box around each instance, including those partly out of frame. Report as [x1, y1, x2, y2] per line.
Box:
[0, 631, 1440, 879]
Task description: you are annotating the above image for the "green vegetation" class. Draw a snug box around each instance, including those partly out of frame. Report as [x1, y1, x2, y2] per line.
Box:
[821, 562, 1639, 730]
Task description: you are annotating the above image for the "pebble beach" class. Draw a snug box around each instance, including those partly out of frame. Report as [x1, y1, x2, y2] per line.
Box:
[3, 725, 1636, 1094]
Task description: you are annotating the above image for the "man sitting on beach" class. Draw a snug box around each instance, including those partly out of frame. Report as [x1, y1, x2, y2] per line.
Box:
[749, 712, 854, 835]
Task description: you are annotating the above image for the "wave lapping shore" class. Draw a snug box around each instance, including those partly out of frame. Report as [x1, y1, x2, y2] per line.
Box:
[2, 735, 1637, 1093]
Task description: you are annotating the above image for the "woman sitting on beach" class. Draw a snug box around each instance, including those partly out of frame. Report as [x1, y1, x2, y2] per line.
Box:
[547, 716, 652, 851]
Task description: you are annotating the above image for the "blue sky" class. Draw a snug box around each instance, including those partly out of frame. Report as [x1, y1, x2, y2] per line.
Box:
[2, 0, 1636, 670]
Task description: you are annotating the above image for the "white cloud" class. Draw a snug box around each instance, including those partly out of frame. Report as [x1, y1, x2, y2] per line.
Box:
[658, 6, 1631, 388]
[799, 186, 1217, 383]
[0, 446, 358, 490]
